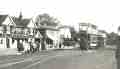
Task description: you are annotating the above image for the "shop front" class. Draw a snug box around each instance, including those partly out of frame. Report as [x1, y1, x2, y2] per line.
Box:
[10, 34, 30, 49]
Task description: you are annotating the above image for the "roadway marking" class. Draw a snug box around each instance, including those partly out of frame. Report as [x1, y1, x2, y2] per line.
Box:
[0, 56, 28, 63]
[22, 54, 65, 69]
[0, 51, 56, 64]
[0, 52, 65, 68]
[0, 54, 40, 64]
[0, 55, 48, 68]
[0, 51, 72, 68]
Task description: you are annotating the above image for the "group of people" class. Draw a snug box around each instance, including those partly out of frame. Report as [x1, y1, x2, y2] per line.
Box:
[17, 40, 40, 54]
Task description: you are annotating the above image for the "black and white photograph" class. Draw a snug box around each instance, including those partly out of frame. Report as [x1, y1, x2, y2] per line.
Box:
[0, 0, 119, 69]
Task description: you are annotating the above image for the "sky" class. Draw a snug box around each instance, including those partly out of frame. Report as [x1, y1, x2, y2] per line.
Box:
[0, 0, 120, 33]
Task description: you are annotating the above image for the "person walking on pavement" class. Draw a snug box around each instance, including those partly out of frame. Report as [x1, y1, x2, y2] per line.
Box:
[78, 38, 82, 56]
[23, 40, 30, 54]
[36, 41, 40, 52]
[80, 36, 88, 50]
[32, 42, 37, 53]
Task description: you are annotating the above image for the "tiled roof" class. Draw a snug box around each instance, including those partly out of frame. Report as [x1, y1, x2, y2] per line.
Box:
[11, 17, 31, 27]
[38, 25, 59, 31]
[0, 15, 8, 25]
[58, 25, 72, 29]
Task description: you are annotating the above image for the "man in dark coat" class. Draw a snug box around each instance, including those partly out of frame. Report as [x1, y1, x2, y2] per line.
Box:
[116, 35, 120, 69]
[80, 36, 88, 50]
[116, 27, 120, 69]
[36, 41, 40, 52]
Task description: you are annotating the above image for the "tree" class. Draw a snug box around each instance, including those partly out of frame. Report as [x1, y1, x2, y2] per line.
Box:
[106, 32, 118, 45]
[34, 13, 60, 50]
[69, 26, 78, 41]
[35, 13, 60, 27]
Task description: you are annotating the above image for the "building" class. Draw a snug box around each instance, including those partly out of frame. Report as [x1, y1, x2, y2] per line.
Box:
[58, 25, 74, 47]
[58, 25, 71, 39]
[28, 15, 60, 50]
[0, 14, 32, 49]
[0, 13, 62, 50]
[0, 14, 9, 48]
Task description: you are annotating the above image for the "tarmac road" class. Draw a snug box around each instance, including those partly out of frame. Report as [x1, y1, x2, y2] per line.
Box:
[0, 47, 117, 69]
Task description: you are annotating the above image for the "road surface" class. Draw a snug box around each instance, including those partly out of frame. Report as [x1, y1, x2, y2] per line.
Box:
[0, 47, 117, 69]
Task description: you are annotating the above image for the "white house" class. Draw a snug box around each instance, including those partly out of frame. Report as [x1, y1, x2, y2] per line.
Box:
[0, 14, 16, 48]
[58, 25, 71, 39]
[0, 13, 33, 49]
[27, 15, 60, 50]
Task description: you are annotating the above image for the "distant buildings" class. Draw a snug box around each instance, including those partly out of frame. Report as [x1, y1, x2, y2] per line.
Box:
[0, 13, 106, 50]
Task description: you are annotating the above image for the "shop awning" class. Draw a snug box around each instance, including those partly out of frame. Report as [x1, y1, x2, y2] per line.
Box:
[46, 30, 58, 41]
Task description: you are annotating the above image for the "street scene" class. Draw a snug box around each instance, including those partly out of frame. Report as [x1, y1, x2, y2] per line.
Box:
[0, 0, 120, 69]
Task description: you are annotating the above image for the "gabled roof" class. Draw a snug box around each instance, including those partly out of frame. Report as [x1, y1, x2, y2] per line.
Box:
[11, 17, 31, 27]
[0, 15, 8, 25]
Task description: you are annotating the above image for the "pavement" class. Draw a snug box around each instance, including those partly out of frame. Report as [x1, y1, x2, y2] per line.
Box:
[0, 48, 20, 56]
[0, 45, 112, 56]
[0, 46, 77, 56]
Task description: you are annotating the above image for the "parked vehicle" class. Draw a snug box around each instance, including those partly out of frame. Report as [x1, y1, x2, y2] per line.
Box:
[89, 34, 98, 49]
[62, 38, 76, 47]
[89, 41, 98, 49]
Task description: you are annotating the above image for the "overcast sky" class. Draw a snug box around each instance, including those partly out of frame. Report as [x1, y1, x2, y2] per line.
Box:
[0, 0, 120, 33]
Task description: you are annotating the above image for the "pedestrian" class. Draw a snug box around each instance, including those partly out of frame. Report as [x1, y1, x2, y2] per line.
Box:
[116, 28, 120, 69]
[23, 40, 30, 54]
[36, 41, 40, 52]
[32, 42, 37, 53]
[29, 41, 33, 53]
[59, 43, 62, 48]
[25, 41, 30, 54]
[80, 36, 89, 50]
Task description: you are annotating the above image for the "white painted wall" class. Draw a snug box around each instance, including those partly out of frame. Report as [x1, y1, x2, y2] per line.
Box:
[59, 28, 71, 38]
[46, 30, 60, 49]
